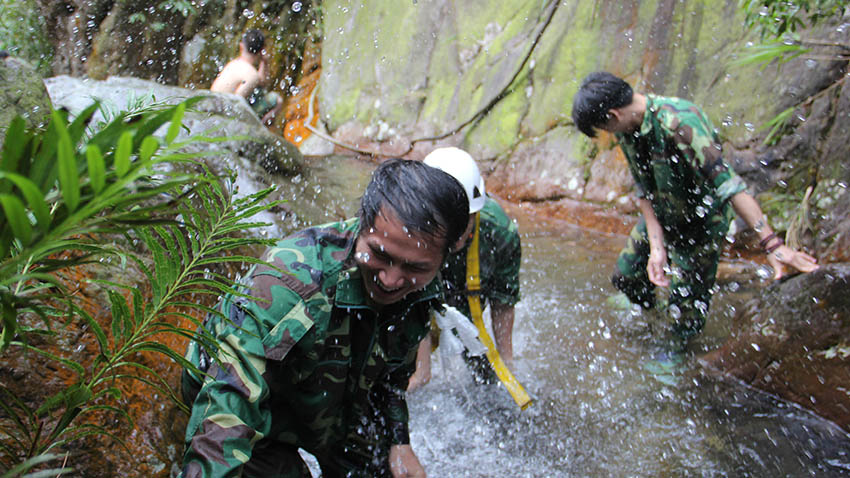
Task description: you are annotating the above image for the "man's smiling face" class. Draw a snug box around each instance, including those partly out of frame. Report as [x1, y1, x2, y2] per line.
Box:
[354, 207, 446, 305]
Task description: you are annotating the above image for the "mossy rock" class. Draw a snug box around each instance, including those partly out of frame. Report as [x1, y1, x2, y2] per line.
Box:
[0, 56, 52, 144]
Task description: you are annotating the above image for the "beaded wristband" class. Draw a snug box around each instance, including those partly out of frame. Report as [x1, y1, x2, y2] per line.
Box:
[765, 237, 784, 254]
[758, 232, 778, 249]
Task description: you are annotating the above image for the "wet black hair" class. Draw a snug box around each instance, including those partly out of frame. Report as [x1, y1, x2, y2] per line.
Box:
[359, 158, 469, 257]
[242, 29, 265, 55]
[571, 71, 634, 138]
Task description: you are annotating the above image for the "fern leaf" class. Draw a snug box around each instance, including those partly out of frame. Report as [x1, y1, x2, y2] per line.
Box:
[138, 135, 159, 164]
[72, 306, 111, 359]
[14, 342, 86, 378]
[107, 289, 132, 343]
[153, 225, 180, 285]
[0, 453, 71, 478]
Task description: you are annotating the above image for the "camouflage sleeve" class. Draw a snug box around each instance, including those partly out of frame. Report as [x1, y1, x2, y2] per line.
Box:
[484, 219, 522, 307]
[181, 330, 272, 478]
[376, 380, 411, 444]
[375, 302, 433, 445]
[663, 106, 746, 203]
[182, 287, 310, 477]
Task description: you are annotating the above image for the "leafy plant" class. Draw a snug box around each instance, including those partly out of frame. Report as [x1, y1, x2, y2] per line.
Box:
[785, 185, 814, 249]
[727, 41, 810, 70]
[740, 0, 848, 39]
[0, 98, 280, 475]
[758, 105, 796, 145]
[0, 453, 71, 478]
[128, 0, 199, 32]
[733, 1, 850, 145]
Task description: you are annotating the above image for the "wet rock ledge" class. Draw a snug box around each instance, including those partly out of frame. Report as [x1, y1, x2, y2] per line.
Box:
[701, 264, 850, 432]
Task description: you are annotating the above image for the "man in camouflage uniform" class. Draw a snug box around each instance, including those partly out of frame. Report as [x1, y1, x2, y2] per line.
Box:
[571, 71, 818, 345]
[180, 159, 471, 478]
[408, 148, 521, 389]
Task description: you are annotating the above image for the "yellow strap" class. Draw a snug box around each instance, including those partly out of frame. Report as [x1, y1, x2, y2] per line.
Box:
[466, 214, 532, 410]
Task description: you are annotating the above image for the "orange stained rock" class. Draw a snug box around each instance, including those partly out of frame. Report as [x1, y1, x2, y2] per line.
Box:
[283, 68, 320, 147]
[282, 43, 322, 147]
[7, 248, 220, 477]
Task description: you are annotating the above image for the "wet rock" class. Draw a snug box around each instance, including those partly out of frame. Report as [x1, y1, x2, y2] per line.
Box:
[0, 55, 52, 144]
[700, 264, 850, 432]
[583, 147, 634, 211]
[489, 127, 588, 202]
[43, 75, 303, 176]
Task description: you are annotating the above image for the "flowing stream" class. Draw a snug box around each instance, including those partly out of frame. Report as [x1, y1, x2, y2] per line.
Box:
[281, 157, 850, 478]
[406, 229, 850, 478]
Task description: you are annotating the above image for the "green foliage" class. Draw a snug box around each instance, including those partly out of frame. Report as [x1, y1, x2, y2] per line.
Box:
[728, 41, 810, 70]
[0, 453, 71, 478]
[740, 0, 848, 40]
[759, 105, 797, 145]
[734, 1, 850, 145]
[0, 99, 281, 474]
[0, 0, 53, 76]
[127, 0, 199, 32]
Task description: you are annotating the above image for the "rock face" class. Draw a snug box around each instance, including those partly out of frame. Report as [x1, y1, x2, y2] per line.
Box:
[44, 75, 313, 242]
[44, 75, 302, 176]
[316, 0, 849, 254]
[0, 56, 52, 144]
[33, 1, 850, 256]
[35, 0, 319, 133]
[700, 264, 850, 431]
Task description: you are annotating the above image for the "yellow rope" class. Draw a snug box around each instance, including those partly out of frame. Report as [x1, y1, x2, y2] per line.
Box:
[466, 214, 532, 410]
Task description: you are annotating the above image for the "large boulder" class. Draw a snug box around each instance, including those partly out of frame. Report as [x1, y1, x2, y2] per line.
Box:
[44, 76, 302, 173]
[44, 75, 305, 240]
[0, 56, 52, 144]
[700, 264, 850, 432]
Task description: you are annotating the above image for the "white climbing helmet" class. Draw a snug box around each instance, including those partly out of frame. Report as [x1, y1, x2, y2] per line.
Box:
[423, 147, 487, 213]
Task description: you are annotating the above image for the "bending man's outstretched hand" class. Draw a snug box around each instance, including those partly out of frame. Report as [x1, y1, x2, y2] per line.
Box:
[389, 444, 426, 478]
[767, 244, 819, 280]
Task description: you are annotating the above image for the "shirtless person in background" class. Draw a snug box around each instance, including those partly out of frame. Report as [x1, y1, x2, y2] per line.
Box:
[210, 29, 282, 126]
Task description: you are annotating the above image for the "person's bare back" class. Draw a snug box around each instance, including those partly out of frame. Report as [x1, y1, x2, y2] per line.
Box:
[210, 58, 261, 99]
[210, 29, 282, 126]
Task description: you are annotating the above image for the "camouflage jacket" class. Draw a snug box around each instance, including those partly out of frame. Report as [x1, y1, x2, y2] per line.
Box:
[181, 218, 438, 477]
[616, 94, 747, 242]
[440, 197, 521, 317]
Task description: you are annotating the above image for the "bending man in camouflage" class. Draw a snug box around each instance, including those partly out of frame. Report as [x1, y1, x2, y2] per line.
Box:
[408, 148, 522, 389]
[180, 159, 470, 478]
[571, 72, 818, 346]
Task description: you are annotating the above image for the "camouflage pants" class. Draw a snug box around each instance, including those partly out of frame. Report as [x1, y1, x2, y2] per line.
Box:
[612, 214, 730, 340]
[181, 370, 395, 478]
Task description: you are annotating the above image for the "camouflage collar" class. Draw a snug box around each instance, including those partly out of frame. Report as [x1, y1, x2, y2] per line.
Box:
[640, 94, 660, 136]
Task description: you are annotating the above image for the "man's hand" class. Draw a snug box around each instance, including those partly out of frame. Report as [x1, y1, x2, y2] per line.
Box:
[637, 198, 669, 287]
[389, 444, 426, 478]
[407, 336, 432, 392]
[406, 363, 431, 392]
[647, 246, 670, 287]
[767, 244, 819, 280]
